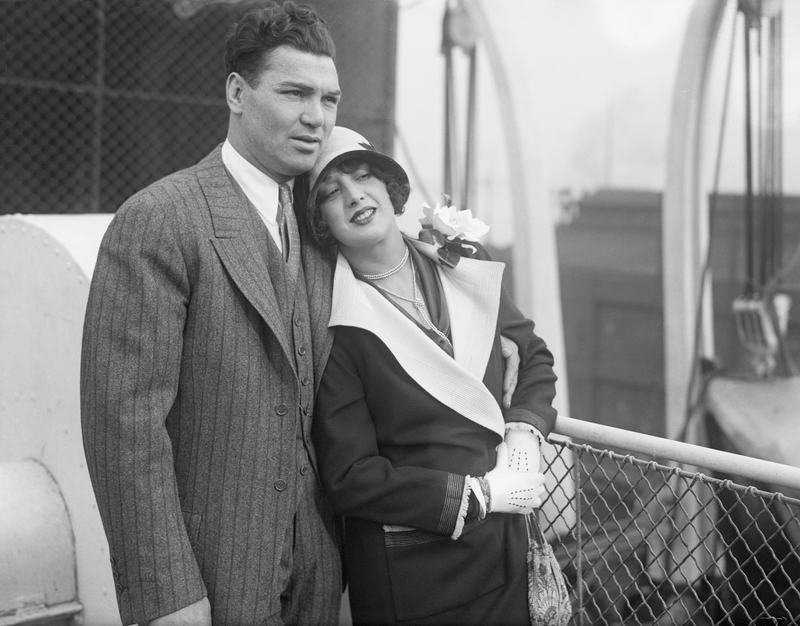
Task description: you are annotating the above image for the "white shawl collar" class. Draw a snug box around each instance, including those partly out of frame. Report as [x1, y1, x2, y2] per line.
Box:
[328, 238, 505, 437]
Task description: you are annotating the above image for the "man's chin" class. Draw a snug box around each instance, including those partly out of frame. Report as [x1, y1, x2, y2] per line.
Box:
[286, 156, 320, 177]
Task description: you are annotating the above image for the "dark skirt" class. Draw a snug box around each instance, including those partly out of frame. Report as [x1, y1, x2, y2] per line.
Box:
[345, 513, 529, 625]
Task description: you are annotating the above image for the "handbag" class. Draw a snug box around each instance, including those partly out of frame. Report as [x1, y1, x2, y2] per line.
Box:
[526, 512, 572, 626]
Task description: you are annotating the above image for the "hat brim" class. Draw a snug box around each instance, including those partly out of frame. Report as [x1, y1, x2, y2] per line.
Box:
[308, 149, 409, 209]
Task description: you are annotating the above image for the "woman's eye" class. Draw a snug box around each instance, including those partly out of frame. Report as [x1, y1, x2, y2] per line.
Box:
[357, 171, 371, 181]
[320, 188, 339, 202]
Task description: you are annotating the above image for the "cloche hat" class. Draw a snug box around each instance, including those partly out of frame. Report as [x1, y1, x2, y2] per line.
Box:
[308, 126, 409, 208]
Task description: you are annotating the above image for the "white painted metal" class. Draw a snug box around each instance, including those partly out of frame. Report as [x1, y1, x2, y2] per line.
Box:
[662, 0, 729, 439]
[0, 214, 119, 626]
[0, 459, 82, 625]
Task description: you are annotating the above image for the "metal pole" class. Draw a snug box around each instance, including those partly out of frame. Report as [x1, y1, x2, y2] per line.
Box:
[442, 3, 459, 203]
[462, 45, 477, 214]
[743, 13, 757, 293]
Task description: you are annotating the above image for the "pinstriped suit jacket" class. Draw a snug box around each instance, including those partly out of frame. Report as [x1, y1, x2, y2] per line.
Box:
[80, 146, 337, 625]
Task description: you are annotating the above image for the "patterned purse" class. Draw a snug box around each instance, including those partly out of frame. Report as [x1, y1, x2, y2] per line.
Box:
[526, 512, 572, 626]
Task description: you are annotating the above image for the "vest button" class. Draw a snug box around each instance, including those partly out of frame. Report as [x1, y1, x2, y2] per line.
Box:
[275, 403, 288, 416]
[274, 479, 287, 491]
[301, 376, 310, 386]
[300, 466, 309, 476]
[297, 346, 307, 356]
[294, 316, 302, 326]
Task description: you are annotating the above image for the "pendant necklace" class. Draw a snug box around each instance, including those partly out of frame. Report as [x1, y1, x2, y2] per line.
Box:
[373, 257, 453, 349]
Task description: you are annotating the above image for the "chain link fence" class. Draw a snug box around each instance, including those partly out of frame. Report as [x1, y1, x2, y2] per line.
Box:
[543, 432, 800, 625]
[0, 0, 397, 216]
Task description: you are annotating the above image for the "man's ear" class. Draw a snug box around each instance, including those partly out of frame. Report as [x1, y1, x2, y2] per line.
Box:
[226, 73, 246, 114]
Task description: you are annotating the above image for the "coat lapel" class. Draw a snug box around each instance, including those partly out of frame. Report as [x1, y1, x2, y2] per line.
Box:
[408, 239, 503, 380]
[328, 245, 506, 437]
[299, 230, 335, 394]
[196, 148, 295, 370]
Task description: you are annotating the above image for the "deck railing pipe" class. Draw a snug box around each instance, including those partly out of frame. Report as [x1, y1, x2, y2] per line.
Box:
[554, 415, 800, 493]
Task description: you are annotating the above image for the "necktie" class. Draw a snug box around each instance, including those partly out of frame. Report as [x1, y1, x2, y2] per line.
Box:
[278, 183, 301, 281]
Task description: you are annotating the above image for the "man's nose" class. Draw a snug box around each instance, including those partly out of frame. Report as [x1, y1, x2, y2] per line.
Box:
[300, 99, 324, 127]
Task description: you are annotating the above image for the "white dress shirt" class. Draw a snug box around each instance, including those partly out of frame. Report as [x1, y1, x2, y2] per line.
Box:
[221, 139, 292, 253]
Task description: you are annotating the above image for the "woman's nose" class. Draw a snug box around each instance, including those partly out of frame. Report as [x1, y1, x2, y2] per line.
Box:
[342, 180, 364, 206]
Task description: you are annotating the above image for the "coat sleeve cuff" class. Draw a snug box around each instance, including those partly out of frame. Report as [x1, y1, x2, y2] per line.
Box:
[502, 407, 551, 438]
[450, 475, 473, 540]
[437, 472, 467, 536]
[505, 420, 546, 446]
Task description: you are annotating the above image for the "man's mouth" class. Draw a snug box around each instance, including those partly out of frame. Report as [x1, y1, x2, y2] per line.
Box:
[351, 207, 376, 224]
[292, 135, 321, 148]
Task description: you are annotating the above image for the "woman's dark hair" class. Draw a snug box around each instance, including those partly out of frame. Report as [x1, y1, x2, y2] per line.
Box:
[224, 1, 336, 86]
[305, 158, 411, 248]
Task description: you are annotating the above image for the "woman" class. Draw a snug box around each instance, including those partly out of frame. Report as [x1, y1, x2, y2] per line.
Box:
[306, 127, 560, 625]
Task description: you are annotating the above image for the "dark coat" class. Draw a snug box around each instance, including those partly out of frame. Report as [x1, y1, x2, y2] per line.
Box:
[80, 146, 339, 625]
[312, 241, 557, 624]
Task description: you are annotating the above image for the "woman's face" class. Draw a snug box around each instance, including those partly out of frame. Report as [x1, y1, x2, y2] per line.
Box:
[316, 162, 398, 250]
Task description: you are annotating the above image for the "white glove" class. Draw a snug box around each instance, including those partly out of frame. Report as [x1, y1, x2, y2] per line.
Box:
[483, 442, 545, 515]
[505, 423, 542, 474]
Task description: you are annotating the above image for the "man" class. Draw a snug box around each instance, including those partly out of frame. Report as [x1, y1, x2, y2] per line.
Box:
[81, 3, 342, 625]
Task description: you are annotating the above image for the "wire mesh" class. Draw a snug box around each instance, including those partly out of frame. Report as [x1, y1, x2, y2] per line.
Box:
[0, 0, 242, 215]
[0, 0, 397, 216]
[543, 438, 800, 626]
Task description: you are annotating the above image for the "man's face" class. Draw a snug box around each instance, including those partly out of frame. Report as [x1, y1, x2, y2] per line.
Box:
[228, 46, 341, 182]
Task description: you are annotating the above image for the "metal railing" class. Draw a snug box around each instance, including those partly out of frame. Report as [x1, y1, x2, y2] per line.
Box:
[544, 416, 800, 625]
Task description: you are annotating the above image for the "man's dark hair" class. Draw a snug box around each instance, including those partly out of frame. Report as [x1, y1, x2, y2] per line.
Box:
[225, 2, 336, 86]
[305, 159, 410, 248]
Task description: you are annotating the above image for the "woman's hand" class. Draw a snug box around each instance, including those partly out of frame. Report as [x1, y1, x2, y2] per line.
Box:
[500, 335, 520, 408]
[483, 442, 545, 514]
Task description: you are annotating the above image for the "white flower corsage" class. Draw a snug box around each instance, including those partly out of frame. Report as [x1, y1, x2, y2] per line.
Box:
[418, 196, 490, 267]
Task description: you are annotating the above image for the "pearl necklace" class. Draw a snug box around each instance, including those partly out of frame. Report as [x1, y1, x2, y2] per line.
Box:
[362, 246, 409, 281]
[373, 257, 453, 349]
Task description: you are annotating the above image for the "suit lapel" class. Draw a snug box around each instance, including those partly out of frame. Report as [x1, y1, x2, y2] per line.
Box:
[299, 230, 335, 394]
[196, 148, 295, 369]
[328, 247, 506, 437]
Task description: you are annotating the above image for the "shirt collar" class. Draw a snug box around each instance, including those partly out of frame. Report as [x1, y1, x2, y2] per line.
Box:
[221, 139, 293, 226]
